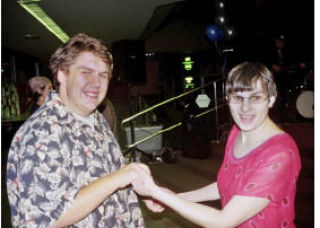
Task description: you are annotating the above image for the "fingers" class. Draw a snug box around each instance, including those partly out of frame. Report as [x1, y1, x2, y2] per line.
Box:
[128, 162, 151, 175]
[116, 162, 152, 188]
[144, 199, 165, 213]
[136, 163, 151, 175]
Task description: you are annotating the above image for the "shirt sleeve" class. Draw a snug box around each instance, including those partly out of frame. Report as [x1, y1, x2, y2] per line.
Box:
[8, 123, 79, 227]
[238, 150, 293, 202]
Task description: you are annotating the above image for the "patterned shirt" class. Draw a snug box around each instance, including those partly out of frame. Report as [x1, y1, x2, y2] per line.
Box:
[217, 125, 301, 228]
[7, 92, 144, 228]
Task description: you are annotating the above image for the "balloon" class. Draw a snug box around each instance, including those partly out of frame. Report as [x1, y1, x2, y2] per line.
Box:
[205, 24, 224, 42]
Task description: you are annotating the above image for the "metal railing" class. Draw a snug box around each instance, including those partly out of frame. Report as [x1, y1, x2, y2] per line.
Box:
[121, 78, 228, 149]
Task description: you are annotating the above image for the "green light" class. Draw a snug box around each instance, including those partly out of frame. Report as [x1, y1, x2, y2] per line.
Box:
[182, 56, 194, 71]
[184, 76, 195, 89]
[185, 76, 193, 83]
[18, 0, 69, 43]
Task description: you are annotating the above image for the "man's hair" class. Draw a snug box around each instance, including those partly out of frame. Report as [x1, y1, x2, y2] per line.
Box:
[49, 33, 113, 91]
[226, 62, 277, 98]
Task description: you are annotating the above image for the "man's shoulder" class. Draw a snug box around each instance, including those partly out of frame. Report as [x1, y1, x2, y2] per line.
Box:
[17, 103, 60, 135]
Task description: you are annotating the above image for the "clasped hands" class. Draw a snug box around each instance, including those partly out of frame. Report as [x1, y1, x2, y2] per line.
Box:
[127, 163, 173, 213]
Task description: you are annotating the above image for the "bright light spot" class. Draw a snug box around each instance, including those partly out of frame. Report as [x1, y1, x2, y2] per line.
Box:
[185, 76, 193, 83]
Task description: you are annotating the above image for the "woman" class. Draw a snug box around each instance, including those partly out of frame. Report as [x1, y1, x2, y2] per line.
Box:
[132, 62, 301, 227]
[28, 76, 52, 114]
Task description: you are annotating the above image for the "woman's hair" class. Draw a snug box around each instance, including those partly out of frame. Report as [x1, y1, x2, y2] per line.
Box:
[28, 76, 52, 94]
[226, 62, 277, 98]
[49, 33, 113, 91]
[28, 76, 52, 111]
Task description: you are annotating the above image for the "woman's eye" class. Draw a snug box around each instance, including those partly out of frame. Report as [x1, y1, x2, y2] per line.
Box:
[251, 96, 261, 101]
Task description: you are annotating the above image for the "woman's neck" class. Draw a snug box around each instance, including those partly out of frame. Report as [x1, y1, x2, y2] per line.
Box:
[239, 117, 281, 146]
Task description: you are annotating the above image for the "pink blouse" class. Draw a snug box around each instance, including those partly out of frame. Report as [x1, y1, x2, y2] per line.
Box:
[217, 125, 301, 228]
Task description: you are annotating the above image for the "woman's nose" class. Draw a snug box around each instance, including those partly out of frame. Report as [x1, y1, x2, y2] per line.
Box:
[240, 98, 251, 112]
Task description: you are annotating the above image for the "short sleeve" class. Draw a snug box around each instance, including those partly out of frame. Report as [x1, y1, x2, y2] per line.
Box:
[7, 123, 79, 227]
[238, 151, 293, 202]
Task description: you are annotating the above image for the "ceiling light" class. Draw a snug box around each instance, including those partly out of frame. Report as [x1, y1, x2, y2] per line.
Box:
[17, 0, 69, 43]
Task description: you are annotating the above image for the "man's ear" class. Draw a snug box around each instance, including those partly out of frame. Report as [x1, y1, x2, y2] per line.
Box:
[268, 96, 276, 108]
[57, 69, 66, 86]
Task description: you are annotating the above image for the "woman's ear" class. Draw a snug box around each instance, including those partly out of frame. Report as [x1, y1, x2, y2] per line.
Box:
[268, 96, 276, 108]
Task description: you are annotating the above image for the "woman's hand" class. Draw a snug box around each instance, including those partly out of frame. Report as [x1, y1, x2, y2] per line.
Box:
[144, 199, 165, 212]
[143, 187, 175, 212]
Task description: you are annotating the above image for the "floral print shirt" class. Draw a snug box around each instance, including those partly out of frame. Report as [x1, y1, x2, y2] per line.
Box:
[6, 92, 144, 228]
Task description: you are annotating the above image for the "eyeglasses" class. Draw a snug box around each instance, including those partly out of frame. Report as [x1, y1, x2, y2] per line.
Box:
[227, 94, 269, 104]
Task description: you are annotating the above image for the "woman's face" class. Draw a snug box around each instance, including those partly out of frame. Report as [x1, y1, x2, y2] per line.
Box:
[228, 80, 275, 132]
[42, 82, 53, 98]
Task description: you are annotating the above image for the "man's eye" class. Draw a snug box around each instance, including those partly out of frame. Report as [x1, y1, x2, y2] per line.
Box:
[82, 71, 92, 76]
[99, 73, 108, 79]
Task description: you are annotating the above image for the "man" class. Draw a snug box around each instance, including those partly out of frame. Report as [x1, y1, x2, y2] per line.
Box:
[7, 33, 147, 227]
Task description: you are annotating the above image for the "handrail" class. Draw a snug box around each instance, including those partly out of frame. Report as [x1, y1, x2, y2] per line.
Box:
[121, 77, 227, 150]
[121, 78, 225, 126]
[125, 103, 227, 148]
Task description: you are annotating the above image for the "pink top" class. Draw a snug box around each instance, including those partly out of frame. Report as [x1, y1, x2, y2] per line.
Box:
[217, 125, 301, 228]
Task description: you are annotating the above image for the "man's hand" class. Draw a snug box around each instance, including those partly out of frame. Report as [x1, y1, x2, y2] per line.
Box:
[130, 165, 157, 197]
[116, 163, 151, 188]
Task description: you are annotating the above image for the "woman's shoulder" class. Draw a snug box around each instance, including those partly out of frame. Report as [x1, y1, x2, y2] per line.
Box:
[259, 132, 300, 166]
[266, 131, 298, 149]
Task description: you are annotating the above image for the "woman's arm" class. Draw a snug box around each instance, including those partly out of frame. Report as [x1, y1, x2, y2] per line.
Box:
[155, 188, 269, 228]
[178, 182, 220, 202]
[143, 180, 220, 213]
[133, 169, 269, 228]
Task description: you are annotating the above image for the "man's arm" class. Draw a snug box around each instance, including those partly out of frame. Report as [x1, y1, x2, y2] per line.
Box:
[49, 163, 149, 228]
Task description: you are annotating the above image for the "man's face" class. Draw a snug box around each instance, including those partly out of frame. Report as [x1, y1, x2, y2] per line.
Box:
[58, 51, 111, 117]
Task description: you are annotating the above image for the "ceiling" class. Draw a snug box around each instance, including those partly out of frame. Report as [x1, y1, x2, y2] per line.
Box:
[2, 0, 314, 64]
[1, 0, 181, 62]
